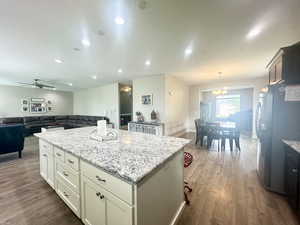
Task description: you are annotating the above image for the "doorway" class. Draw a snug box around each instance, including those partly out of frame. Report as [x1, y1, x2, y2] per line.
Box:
[119, 83, 133, 130]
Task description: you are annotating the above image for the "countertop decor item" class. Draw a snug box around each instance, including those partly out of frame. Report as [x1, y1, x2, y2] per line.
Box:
[89, 128, 118, 142]
[136, 111, 144, 122]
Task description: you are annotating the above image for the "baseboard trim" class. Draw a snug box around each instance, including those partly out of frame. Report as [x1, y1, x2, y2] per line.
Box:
[170, 201, 186, 225]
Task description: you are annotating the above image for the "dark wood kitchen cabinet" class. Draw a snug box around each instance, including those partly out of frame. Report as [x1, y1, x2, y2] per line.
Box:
[267, 42, 300, 85]
[285, 145, 300, 210]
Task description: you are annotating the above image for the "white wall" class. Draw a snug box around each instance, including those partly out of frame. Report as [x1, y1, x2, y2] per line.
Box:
[164, 76, 189, 135]
[132, 75, 190, 135]
[132, 75, 166, 122]
[0, 85, 73, 117]
[73, 83, 120, 128]
[188, 86, 203, 131]
[188, 76, 268, 137]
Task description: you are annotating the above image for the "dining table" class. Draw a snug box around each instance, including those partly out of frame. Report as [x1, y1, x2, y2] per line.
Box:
[200, 121, 240, 151]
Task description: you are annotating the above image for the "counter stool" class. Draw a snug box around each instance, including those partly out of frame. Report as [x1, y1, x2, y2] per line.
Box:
[184, 152, 193, 205]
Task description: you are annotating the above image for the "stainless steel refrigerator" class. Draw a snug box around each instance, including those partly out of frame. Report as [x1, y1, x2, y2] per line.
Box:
[256, 83, 300, 194]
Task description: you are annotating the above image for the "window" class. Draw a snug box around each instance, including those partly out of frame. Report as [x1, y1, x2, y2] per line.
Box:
[216, 95, 240, 118]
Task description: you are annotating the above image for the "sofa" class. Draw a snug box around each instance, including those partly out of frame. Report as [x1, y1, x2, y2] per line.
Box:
[0, 115, 110, 136]
[0, 124, 25, 158]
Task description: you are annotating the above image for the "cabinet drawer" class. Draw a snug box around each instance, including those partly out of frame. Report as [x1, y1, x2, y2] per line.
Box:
[56, 161, 80, 193]
[81, 160, 133, 205]
[66, 152, 79, 171]
[56, 178, 80, 218]
[39, 140, 53, 155]
[54, 147, 65, 162]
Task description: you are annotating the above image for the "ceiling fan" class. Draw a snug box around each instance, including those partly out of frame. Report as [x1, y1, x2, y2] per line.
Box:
[17, 79, 56, 89]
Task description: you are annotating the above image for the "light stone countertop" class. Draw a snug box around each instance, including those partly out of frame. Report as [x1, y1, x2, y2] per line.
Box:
[283, 139, 300, 154]
[35, 127, 190, 183]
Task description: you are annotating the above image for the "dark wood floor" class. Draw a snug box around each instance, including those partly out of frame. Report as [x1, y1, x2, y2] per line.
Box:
[0, 134, 299, 225]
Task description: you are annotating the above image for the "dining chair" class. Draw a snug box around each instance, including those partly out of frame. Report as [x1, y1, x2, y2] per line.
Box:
[194, 119, 206, 146]
[207, 124, 221, 151]
[194, 119, 201, 145]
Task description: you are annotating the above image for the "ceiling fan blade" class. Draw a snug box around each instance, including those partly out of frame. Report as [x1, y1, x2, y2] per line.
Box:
[41, 84, 55, 89]
[16, 82, 34, 86]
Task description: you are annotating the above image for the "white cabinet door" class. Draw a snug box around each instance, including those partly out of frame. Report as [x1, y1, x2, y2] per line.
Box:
[106, 192, 133, 225]
[47, 154, 55, 188]
[81, 177, 106, 225]
[81, 177, 133, 225]
[39, 148, 55, 189]
[40, 149, 48, 181]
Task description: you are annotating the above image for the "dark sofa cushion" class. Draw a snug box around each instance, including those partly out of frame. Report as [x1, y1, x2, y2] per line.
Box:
[2, 117, 24, 125]
[55, 116, 69, 121]
[24, 116, 40, 123]
[0, 124, 24, 154]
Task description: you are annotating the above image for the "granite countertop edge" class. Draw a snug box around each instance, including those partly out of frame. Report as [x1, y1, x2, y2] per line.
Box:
[34, 131, 190, 184]
[282, 139, 300, 154]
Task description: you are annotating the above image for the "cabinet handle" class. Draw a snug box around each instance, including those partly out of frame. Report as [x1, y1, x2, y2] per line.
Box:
[56, 153, 61, 157]
[292, 168, 298, 173]
[43, 154, 47, 157]
[63, 171, 68, 177]
[67, 159, 74, 164]
[63, 192, 69, 198]
[96, 192, 105, 199]
[96, 175, 106, 183]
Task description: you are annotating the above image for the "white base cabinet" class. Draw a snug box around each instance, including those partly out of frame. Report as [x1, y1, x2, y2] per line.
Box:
[38, 139, 184, 225]
[81, 177, 133, 225]
[39, 140, 55, 188]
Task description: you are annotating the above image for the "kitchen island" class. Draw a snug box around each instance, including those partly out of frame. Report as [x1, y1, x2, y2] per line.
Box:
[35, 127, 190, 225]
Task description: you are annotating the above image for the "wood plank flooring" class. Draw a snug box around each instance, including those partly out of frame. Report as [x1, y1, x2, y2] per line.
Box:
[0, 134, 298, 225]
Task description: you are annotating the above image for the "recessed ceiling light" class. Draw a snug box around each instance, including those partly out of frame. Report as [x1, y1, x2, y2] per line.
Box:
[118, 68, 123, 73]
[81, 39, 91, 47]
[54, 58, 63, 63]
[184, 47, 193, 56]
[246, 25, 262, 40]
[115, 16, 125, 25]
[145, 60, 151, 66]
[92, 75, 97, 80]
[53, 88, 57, 91]
[68, 83, 73, 86]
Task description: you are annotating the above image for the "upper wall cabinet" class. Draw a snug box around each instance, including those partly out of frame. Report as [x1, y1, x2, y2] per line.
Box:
[267, 42, 300, 85]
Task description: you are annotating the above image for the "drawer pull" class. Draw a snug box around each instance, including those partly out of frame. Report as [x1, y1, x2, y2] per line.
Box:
[96, 192, 105, 199]
[56, 153, 62, 157]
[96, 175, 106, 183]
[63, 192, 69, 198]
[68, 159, 74, 164]
[63, 171, 69, 177]
[292, 168, 298, 173]
[42, 154, 47, 157]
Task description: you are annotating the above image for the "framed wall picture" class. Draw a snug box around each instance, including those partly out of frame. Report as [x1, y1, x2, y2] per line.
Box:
[22, 105, 29, 112]
[31, 98, 45, 103]
[141, 94, 153, 105]
[30, 103, 47, 113]
[21, 98, 29, 105]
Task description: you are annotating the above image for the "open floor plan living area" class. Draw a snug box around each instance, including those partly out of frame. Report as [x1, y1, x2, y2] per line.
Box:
[1, 0, 300, 225]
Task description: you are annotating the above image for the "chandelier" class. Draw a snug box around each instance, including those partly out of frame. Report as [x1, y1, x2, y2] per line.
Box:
[212, 88, 228, 95]
[212, 72, 228, 95]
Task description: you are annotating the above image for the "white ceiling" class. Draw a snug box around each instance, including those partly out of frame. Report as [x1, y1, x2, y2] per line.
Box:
[0, 0, 300, 91]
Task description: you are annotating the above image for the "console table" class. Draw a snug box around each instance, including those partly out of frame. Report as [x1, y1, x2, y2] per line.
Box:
[128, 122, 164, 136]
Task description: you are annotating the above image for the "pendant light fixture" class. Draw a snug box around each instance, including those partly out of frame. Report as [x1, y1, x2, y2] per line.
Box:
[212, 72, 228, 95]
